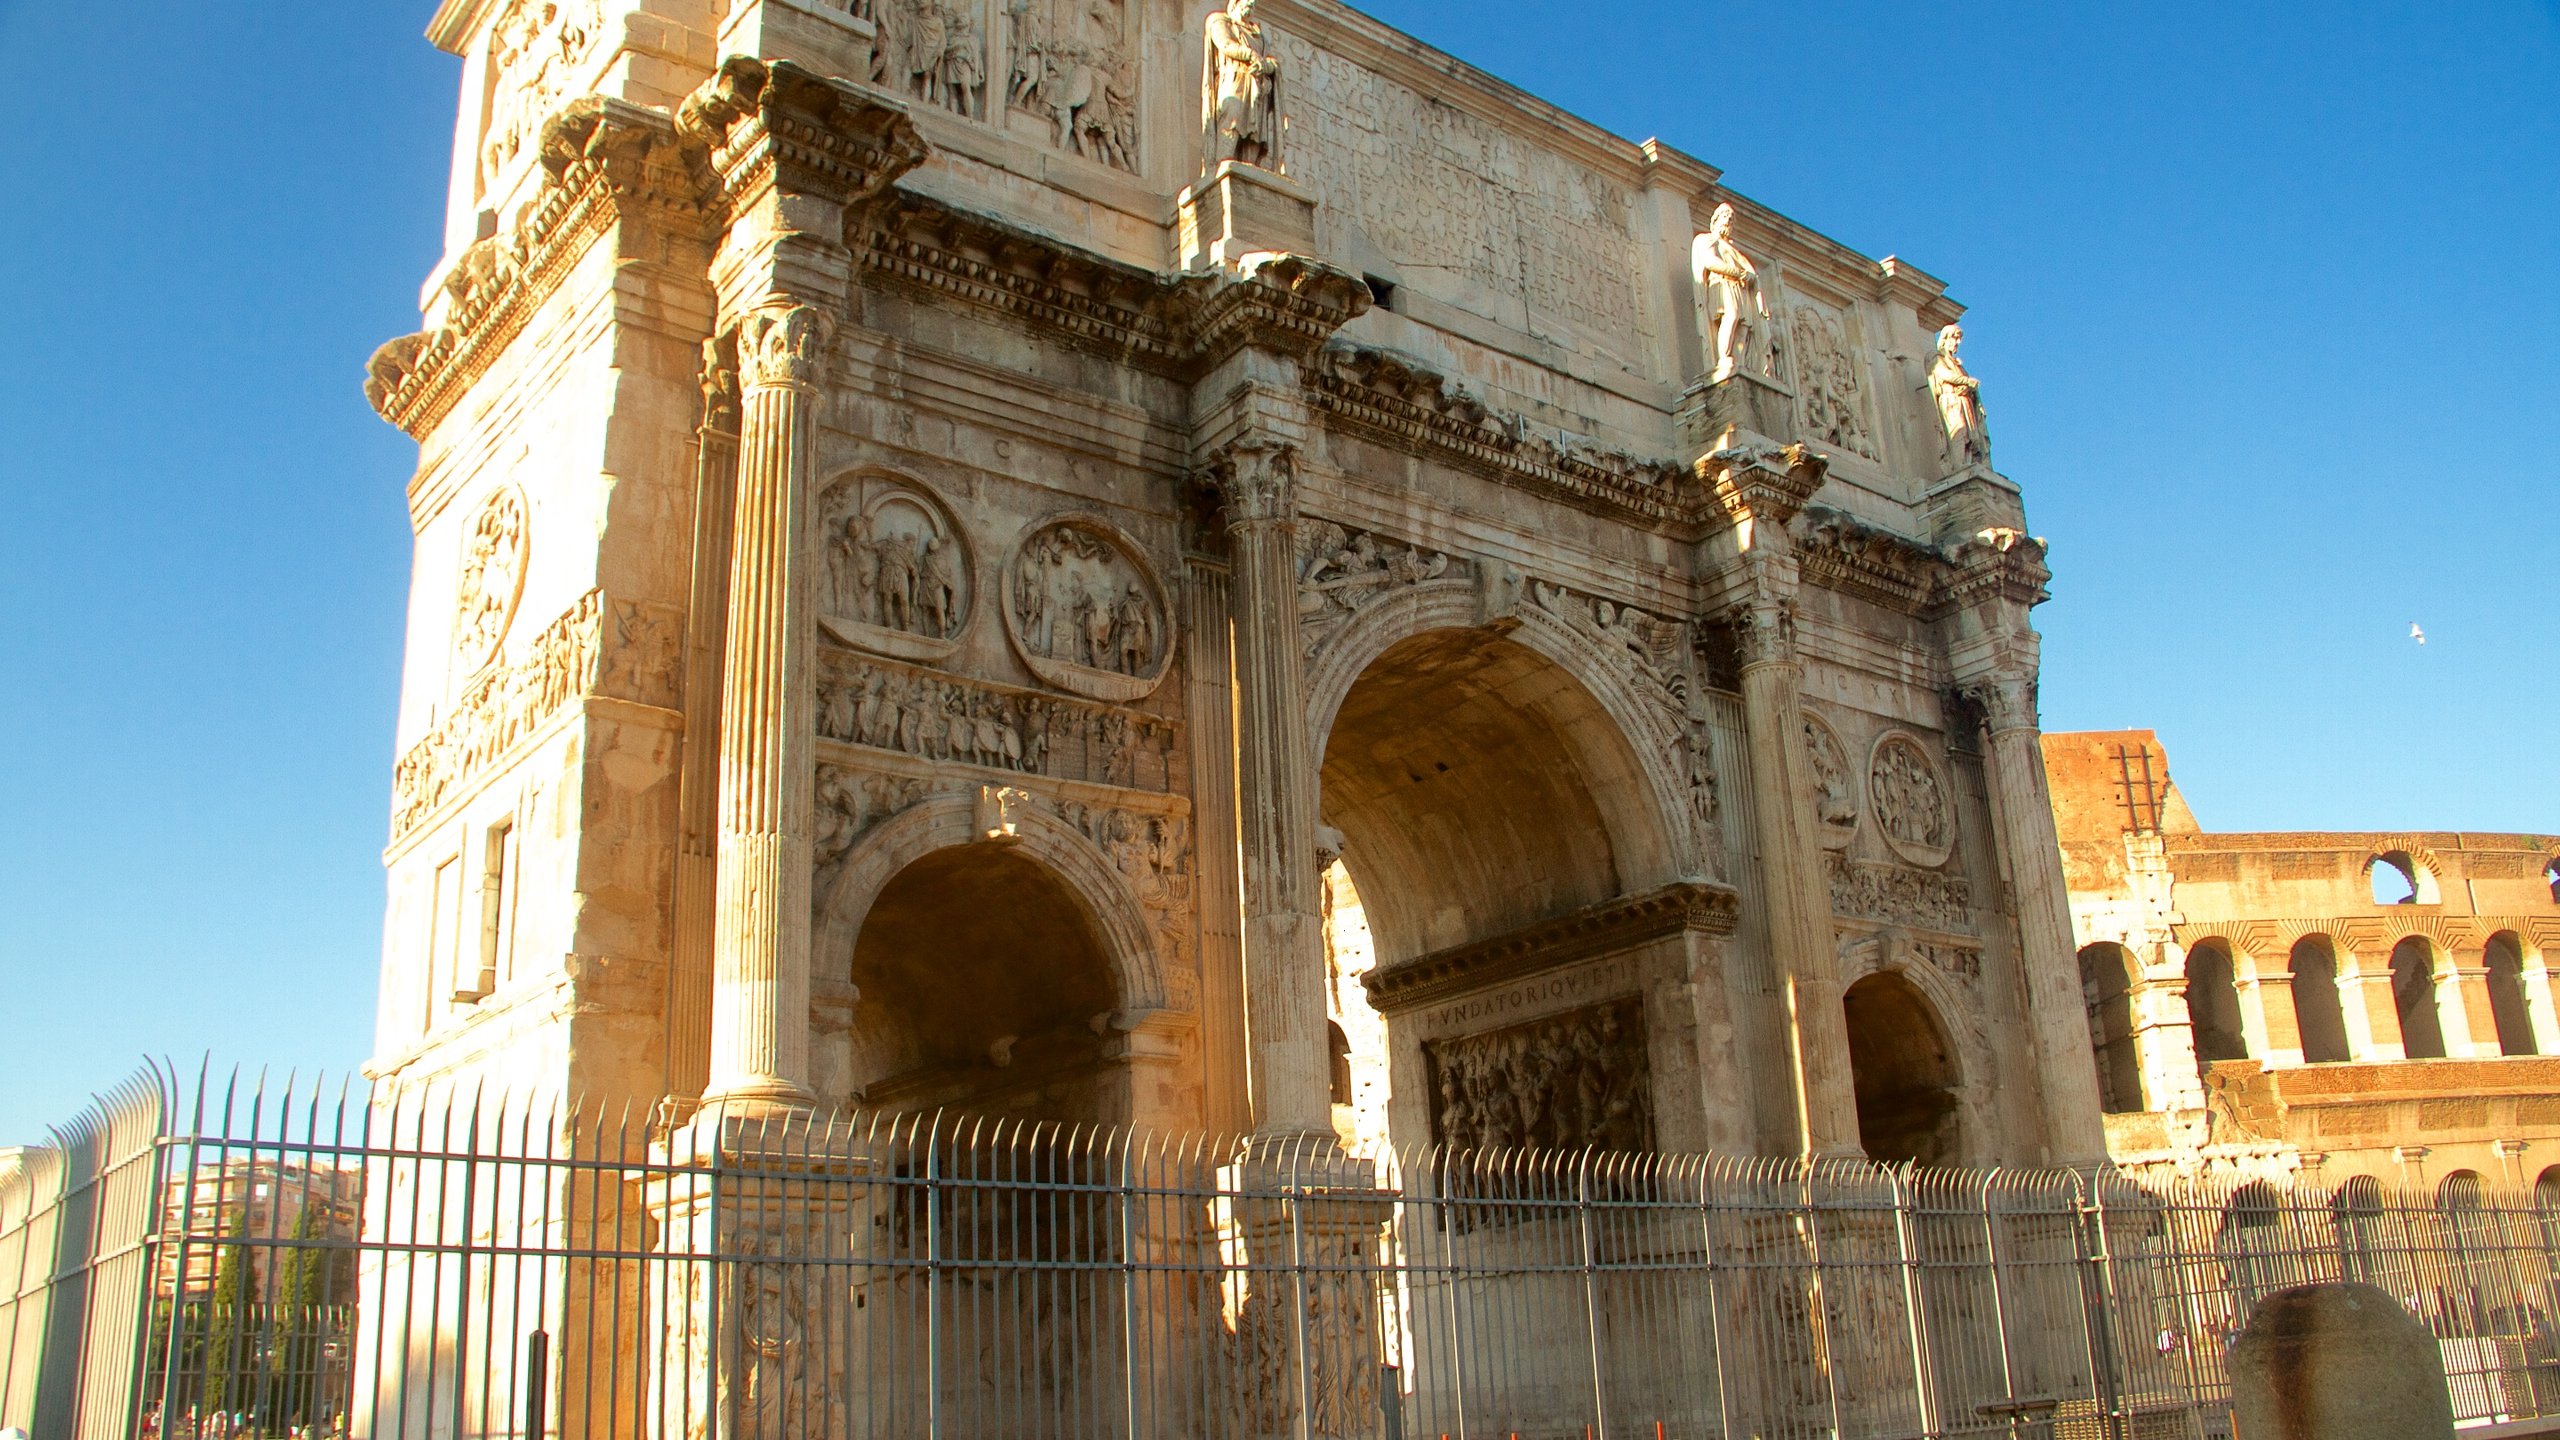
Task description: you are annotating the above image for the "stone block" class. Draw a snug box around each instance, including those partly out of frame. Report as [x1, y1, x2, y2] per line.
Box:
[2230, 1282, 2455, 1440]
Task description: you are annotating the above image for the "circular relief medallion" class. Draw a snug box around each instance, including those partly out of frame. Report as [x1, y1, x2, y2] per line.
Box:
[817, 476, 972, 664]
[1868, 731, 1953, 867]
[453, 487, 529, 673]
[1002, 516, 1175, 702]
[1800, 713, 1859, 849]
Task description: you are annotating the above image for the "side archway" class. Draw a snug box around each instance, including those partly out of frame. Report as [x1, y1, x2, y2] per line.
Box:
[813, 793, 1180, 1120]
[1842, 969, 1965, 1166]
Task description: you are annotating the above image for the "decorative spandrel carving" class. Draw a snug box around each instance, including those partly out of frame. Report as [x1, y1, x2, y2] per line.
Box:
[1295, 522, 1455, 658]
[1202, 0, 1281, 170]
[477, 0, 606, 197]
[1836, 926, 1983, 984]
[818, 654, 1177, 792]
[819, 478, 973, 664]
[1801, 713, 1859, 845]
[1529, 579, 1692, 726]
[1003, 0, 1139, 172]
[454, 488, 530, 674]
[814, 765, 938, 887]
[1692, 204, 1771, 383]
[1425, 998, 1651, 1154]
[1825, 851, 1973, 932]
[1789, 305, 1878, 460]
[875, 0, 987, 117]
[1929, 324, 1990, 467]
[1053, 799, 1196, 971]
[1868, 732, 1953, 867]
[1003, 519, 1174, 701]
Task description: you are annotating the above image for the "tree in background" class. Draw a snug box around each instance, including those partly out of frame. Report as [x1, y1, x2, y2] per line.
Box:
[201, 1208, 255, 1419]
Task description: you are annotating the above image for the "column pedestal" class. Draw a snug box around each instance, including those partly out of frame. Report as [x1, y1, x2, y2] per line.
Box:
[1220, 1151, 1395, 1440]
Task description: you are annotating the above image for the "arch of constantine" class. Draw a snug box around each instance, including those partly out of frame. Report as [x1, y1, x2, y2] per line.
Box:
[362, 0, 2107, 1174]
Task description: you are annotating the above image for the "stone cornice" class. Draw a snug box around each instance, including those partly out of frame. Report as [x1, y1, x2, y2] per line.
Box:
[2164, 831, 2560, 856]
[1307, 345, 1694, 526]
[858, 194, 1366, 377]
[675, 57, 927, 218]
[1703, 439, 1828, 529]
[1939, 532, 2051, 613]
[365, 98, 709, 440]
[1363, 881, 1739, 1016]
[1795, 506, 1948, 615]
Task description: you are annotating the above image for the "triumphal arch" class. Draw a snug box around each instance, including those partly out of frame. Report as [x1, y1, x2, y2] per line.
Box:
[363, 0, 2105, 1170]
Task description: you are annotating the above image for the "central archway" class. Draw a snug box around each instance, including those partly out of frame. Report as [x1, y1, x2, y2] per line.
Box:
[1318, 626, 1679, 962]
[1312, 621, 1698, 1154]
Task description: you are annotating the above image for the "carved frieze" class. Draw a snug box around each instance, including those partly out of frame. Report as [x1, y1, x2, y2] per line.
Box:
[1801, 713, 1859, 845]
[1825, 851, 1974, 932]
[1002, 518, 1173, 701]
[1788, 305, 1878, 461]
[453, 488, 530, 674]
[1424, 998, 1652, 1154]
[1869, 731, 1953, 868]
[1295, 522, 1454, 658]
[816, 653, 1176, 792]
[394, 589, 605, 839]
[819, 476, 973, 663]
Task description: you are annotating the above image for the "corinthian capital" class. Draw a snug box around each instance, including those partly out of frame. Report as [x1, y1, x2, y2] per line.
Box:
[1960, 673, 2039, 733]
[1202, 436, 1298, 529]
[736, 304, 832, 391]
[1729, 596, 1797, 669]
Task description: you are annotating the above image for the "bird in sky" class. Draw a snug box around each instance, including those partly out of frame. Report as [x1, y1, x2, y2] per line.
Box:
[2410, 622, 2427, 646]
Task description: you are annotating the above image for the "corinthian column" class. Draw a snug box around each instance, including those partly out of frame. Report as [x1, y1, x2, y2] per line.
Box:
[1209, 437, 1334, 1140]
[1708, 444, 1861, 1157]
[702, 301, 832, 1109]
[1730, 592, 1864, 1156]
[1964, 671, 2109, 1163]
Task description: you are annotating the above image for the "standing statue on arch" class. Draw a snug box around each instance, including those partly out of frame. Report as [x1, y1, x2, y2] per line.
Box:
[1203, 0, 1282, 169]
[1929, 323, 1990, 466]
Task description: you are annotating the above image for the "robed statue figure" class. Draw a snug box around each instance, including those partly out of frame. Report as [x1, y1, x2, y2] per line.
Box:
[1203, 0, 1281, 169]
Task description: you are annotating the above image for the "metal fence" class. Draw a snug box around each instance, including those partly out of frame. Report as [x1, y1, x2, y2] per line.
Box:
[10, 1066, 2560, 1440]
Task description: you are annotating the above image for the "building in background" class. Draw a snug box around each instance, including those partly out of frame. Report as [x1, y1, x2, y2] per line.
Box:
[155, 1159, 363, 1304]
[2049, 728, 2560, 1192]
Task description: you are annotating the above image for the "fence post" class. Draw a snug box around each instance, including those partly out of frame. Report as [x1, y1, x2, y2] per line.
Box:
[2074, 1174, 2128, 1440]
[1288, 1145, 1314, 1440]
[1576, 1150, 1608, 1440]
[924, 1117, 943, 1440]
[1120, 1137, 1140, 1440]
[1887, 1168, 1937, 1439]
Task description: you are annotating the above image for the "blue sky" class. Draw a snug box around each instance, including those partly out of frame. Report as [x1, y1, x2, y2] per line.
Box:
[1, 2, 2552, 1143]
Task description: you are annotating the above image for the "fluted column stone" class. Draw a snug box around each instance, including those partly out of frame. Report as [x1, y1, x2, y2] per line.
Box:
[1965, 672, 2110, 1163]
[703, 301, 831, 1108]
[1210, 437, 1334, 1140]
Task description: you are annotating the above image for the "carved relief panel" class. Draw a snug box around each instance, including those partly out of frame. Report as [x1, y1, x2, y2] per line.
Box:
[874, 0, 990, 118]
[454, 487, 530, 674]
[1002, 517, 1173, 701]
[1801, 712, 1859, 849]
[999, 0, 1138, 171]
[819, 475, 974, 664]
[1868, 731, 1953, 868]
[477, 0, 607, 200]
[1787, 304, 1879, 461]
[1423, 997, 1651, 1154]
